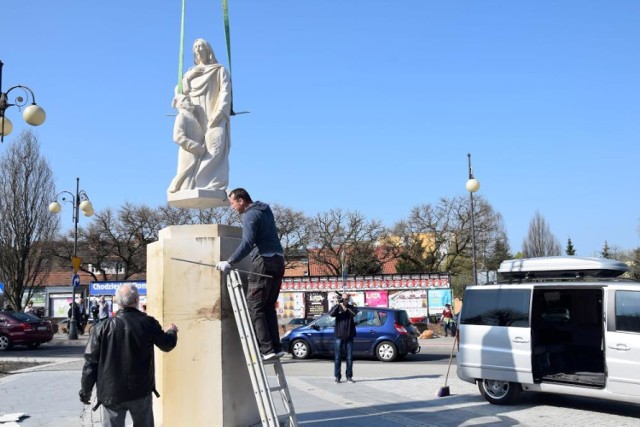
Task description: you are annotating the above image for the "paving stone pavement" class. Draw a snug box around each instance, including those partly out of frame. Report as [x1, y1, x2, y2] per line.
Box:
[1, 336, 640, 426]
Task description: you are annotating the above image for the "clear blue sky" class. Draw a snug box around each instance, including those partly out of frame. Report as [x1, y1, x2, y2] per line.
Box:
[3, 1, 639, 257]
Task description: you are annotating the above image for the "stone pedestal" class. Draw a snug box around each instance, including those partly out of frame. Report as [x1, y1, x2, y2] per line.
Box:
[147, 224, 259, 427]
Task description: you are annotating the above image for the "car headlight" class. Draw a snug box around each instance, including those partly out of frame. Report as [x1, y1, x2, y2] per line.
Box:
[283, 330, 291, 338]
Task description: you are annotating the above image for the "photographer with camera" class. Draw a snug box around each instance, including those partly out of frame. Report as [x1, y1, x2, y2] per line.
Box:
[329, 293, 358, 384]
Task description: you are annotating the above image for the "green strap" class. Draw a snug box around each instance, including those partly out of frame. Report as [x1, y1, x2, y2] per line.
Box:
[222, 0, 232, 76]
[222, 0, 235, 115]
[177, 0, 187, 94]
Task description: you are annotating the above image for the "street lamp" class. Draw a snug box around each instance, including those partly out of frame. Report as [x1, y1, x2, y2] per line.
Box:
[49, 177, 94, 340]
[0, 60, 46, 142]
[466, 153, 480, 286]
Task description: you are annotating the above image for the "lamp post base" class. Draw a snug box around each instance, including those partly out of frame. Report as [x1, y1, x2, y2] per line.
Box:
[68, 319, 79, 340]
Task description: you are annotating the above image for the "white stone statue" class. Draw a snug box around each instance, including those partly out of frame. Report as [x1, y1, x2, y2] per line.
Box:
[168, 94, 205, 193]
[167, 38, 231, 209]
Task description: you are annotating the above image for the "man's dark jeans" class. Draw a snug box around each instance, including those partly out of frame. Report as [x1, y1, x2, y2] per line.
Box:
[247, 254, 285, 355]
[334, 337, 354, 380]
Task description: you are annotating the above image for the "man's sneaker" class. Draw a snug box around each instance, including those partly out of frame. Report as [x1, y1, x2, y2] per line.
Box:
[346, 378, 356, 383]
[276, 351, 286, 357]
[262, 352, 278, 361]
[335, 378, 341, 383]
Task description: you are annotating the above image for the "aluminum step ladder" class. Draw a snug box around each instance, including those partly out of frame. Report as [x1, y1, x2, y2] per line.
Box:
[227, 269, 298, 427]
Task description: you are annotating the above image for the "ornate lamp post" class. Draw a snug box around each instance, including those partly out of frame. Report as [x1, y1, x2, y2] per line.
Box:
[466, 153, 480, 286]
[49, 178, 94, 339]
[0, 60, 46, 142]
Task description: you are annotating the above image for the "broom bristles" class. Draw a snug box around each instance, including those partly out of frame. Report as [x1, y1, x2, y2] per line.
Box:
[437, 386, 450, 397]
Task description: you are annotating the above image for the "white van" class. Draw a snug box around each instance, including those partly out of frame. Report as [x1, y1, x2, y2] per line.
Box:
[456, 256, 640, 405]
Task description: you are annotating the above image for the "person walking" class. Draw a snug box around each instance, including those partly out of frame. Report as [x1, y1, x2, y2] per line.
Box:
[98, 296, 111, 323]
[329, 293, 359, 384]
[440, 303, 455, 337]
[215, 188, 285, 361]
[79, 283, 178, 427]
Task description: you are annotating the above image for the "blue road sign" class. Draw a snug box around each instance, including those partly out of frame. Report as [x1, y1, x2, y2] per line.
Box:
[0, 282, 4, 295]
[72, 274, 80, 288]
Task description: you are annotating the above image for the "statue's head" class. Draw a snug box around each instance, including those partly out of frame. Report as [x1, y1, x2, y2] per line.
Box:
[193, 38, 218, 65]
[172, 93, 194, 111]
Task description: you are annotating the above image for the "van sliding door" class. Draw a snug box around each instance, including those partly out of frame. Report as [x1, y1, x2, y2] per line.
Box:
[605, 286, 640, 395]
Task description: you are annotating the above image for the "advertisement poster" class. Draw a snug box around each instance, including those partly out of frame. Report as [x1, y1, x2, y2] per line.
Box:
[428, 288, 452, 315]
[305, 292, 327, 319]
[278, 292, 305, 320]
[327, 291, 365, 308]
[365, 291, 388, 307]
[50, 294, 73, 318]
[388, 290, 428, 319]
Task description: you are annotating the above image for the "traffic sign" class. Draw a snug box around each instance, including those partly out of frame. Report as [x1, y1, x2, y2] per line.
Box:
[0, 282, 4, 295]
[72, 256, 82, 273]
[72, 274, 80, 288]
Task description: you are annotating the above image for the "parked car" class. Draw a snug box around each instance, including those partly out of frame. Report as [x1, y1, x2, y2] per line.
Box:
[0, 311, 54, 351]
[281, 307, 420, 362]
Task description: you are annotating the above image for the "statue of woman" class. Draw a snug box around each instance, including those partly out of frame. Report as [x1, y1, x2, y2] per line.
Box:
[181, 38, 231, 191]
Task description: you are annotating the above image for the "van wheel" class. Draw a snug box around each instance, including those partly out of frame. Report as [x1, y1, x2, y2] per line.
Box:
[478, 379, 521, 405]
[375, 341, 398, 362]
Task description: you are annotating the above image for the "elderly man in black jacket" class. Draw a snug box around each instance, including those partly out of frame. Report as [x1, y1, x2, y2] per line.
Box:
[79, 284, 178, 427]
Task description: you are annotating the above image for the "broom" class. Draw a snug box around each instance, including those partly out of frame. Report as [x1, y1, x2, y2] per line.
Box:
[437, 333, 458, 397]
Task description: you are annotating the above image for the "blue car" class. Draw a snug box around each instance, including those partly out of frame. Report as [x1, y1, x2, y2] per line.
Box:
[280, 307, 421, 362]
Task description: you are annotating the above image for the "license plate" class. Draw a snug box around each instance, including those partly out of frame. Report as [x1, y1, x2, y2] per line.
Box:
[37, 326, 48, 331]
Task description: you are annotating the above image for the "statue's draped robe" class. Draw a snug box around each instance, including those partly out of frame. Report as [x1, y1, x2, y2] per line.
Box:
[182, 63, 231, 191]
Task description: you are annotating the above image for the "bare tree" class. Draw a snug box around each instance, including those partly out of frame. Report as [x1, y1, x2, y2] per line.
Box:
[629, 248, 640, 280]
[156, 205, 240, 228]
[79, 203, 161, 280]
[0, 131, 58, 310]
[392, 195, 507, 278]
[271, 204, 310, 271]
[522, 211, 561, 257]
[308, 209, 390, 276]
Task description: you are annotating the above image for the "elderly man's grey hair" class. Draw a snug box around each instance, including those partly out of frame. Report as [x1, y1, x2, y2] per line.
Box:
[115, 284, 139, 308]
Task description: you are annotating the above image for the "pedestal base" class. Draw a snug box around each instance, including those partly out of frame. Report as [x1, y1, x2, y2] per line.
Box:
[147, 224, 259, 426]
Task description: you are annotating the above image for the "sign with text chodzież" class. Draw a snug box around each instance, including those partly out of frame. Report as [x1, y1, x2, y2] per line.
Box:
[89, 281, 147, 296]
[281, 273, 450, 292]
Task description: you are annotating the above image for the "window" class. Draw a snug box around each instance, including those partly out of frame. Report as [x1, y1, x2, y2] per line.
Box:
[355, 309, 385, 327]
[313, 315, 335, 328]
[461, 289, 531, 327]
[615, 291, 640, 333]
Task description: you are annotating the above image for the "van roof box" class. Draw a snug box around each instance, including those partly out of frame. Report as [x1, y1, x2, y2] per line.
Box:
[498, 256, 628, 280]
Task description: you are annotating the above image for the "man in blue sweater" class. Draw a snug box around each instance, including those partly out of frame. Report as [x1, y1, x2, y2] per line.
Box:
[216, 188, 285, 360]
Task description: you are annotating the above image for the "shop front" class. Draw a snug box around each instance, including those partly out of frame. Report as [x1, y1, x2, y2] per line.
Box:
[278, 273, 451, 323]
[88, 281, 147, 314]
